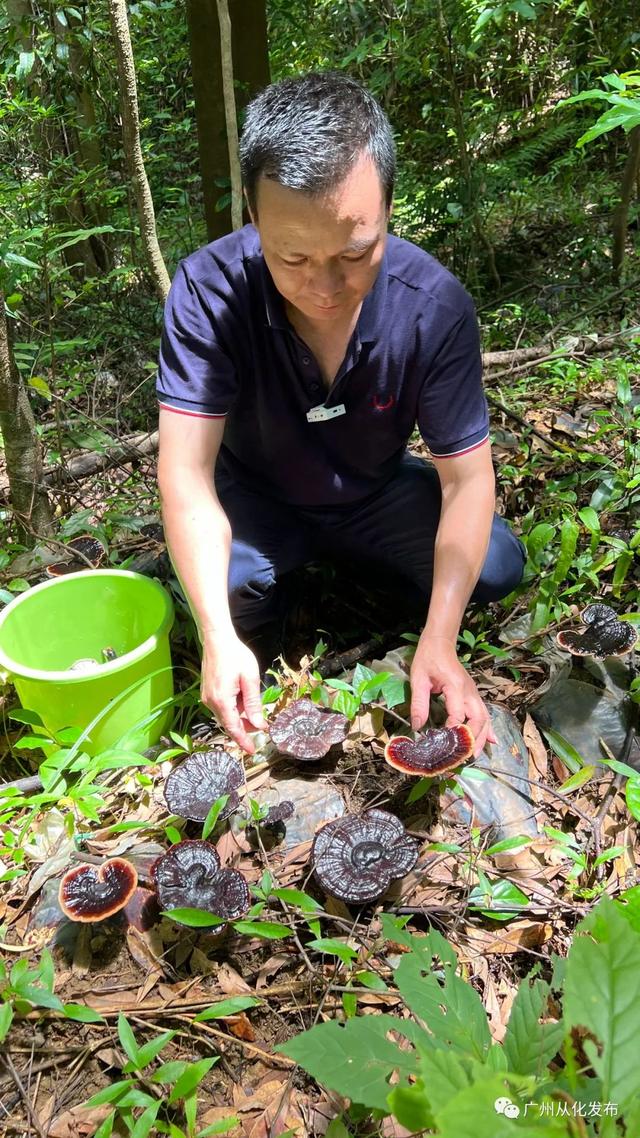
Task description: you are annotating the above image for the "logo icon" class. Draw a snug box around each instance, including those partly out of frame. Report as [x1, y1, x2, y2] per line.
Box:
[371, 393, 395, 412]
[494, 1097, 521, 1119]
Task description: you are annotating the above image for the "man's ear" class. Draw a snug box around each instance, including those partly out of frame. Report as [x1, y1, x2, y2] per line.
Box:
[388, 197, 394, 221]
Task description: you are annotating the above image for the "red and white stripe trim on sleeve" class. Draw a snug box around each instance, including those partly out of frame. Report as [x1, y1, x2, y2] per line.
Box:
[158, 401, 227, 420]
[430, 431, 490, 459]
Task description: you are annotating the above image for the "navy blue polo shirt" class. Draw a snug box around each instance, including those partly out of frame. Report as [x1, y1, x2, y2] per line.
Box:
[157, 225, 489, 507]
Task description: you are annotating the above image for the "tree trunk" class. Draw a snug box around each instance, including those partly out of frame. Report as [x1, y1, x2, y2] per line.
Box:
[216, 0, 242, 231]
[186, 0, 269, 241]
[612, 125, 640, 284]
[0, 291, 54, 543]
[108, 0, 171, 303]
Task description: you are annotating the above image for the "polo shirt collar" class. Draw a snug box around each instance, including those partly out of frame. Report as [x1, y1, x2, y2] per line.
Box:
[261, 246, 389, 344]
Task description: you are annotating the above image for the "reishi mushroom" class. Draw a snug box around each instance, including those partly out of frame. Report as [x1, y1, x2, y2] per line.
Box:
[312, 808, 418, 903]
[269, 698, 349, 760]
[384, 724, 474, 777]
[46, 535, 106, 577]
[58, 858, 138, 922]
[151, 840, 250, 920]
[164, 750, 244, 822]
[556, 603, 638, 659]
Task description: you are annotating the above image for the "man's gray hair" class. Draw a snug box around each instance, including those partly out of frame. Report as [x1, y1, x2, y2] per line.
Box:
[240, 71, 396, 214]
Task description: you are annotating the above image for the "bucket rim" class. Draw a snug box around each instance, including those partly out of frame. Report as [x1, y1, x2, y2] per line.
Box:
[0, 569, 174, 683]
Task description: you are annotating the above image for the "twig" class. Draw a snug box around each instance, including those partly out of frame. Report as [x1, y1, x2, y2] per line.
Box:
[0, 1054, 46, 1138]
[589, 652, 638, 876]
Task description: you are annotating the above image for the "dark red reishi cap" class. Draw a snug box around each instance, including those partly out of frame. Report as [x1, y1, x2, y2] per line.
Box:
[164, 750, 244, 822]
[384, 725, 474, 777]
[151, 840, 250, 920]
[46, 535, 106, 577]
[556, 603, 638, 659]
[123, 887, 161, 932]
[269, 698, 349, 760]
[58, 858, 138, 922]
[312, 808, 418, 904]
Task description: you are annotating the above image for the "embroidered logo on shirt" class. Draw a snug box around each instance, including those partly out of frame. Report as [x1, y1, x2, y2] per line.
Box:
[372, 394, 396, 412]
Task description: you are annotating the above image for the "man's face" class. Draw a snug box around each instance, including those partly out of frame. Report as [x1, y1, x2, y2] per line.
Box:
[251, 152, 389, 326]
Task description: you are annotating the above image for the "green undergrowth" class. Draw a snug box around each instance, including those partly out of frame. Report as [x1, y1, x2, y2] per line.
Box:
[279, 896, 640, 1137]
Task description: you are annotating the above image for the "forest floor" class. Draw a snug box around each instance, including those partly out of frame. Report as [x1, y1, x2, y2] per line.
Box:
[0, 302, 639, 1136]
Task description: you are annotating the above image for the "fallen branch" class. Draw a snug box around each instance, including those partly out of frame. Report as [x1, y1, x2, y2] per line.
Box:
[0, 430, 158, 499]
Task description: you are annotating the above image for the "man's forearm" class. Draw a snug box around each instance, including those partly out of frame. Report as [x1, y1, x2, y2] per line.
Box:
[422, 476, 495, 643]
[159, 471, 234, 638]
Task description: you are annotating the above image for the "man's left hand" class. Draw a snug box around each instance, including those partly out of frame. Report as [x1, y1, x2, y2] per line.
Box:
[409, 634, 496, 757]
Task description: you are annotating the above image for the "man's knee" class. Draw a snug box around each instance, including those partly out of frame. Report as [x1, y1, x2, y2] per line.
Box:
[228, 541, 277, 630]
[473, 519, 526, 603]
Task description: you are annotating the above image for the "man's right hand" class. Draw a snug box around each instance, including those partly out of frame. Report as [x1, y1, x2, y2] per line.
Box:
[201, 632, 266, 754]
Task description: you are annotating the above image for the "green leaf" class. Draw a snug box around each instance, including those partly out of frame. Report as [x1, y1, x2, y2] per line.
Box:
[16, 51, 35, 79]
[484, 835, 532, 856]
[387, 1084, 434, 1132]
[276, 1016, 418, 1110]
[162, 908, 226, 928]
[168, 1056, 218, 1103]
[472, 878, 530, 921]
[83, 1080, 136, 1107]
[525, 521, 555, 563]
[307, 937, 358, 964]
[557, 764, 597, 794]
[130, 1103, 161, 1138]
[150, 1060, 190, 1084]
[117, 1014, 140, 1066]
[0, 1002, 14, 1043]
[502, 976, 565, 1076]
[564, 896, 640, 1110]
[194, 997, 261, 1021]
[125, 1029, 175, 1072]
[593, 846, 627, 867]
[406, 776, 433, 804]
[331, 689, 360, 719]
[197, 1117, 240, 1137]
[354, 970, 389, 992]
[324, 678, 353, 692]
[380, 675, 409, 709]
[352, 663, 377, 693]
[93, 1113, 115, 1138]
[423, 1046, 482, 1115]
[540, 727, 585, 773]
[232, 919, 291, 939]
[434, 1073, 567, 1136]
[323, 1120, 350, 1138]
[395, 939, 491, 1060]
[271, 887, 323, 913]
[626, 777, 640, 821]
[62, 1003, 105, 1023]
[202, 795, 230, 840]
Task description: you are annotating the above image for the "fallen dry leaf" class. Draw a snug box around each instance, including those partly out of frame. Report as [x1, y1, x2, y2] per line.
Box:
[233, 1078, 287, 1112]
[523, 713, 549, 802]
[200, 1106, 242, 1138]
[48, 1104, 113, 1138]
[256, 952, 289, 990]
[454, 920, 552, 960]
[217, 827, 252, 865]
[228, 1012, 257, 1041]
[218, 961, 253, 995]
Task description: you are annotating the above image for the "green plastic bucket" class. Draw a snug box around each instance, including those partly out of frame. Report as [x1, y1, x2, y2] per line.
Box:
[0, 570, 174, 755]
